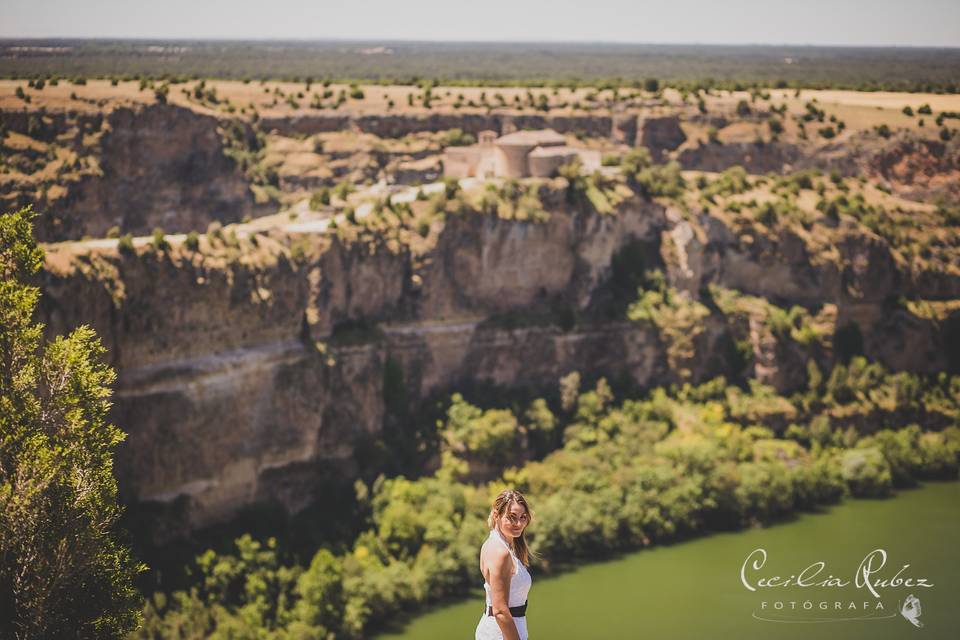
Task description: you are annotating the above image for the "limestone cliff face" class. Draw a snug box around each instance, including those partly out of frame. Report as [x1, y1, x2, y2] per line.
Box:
[664, 208, 943, 306]
[868, 133, 960, 203]
[410, 192, 663, 320]
[678, 140, 803, 174]
[39, 196, 671, 539]
[677, 130, 960, 205]
[664, 207, 958, 376]
[1, 103, 264, 241]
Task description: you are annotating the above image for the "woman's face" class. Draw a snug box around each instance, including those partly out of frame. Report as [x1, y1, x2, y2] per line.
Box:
[498, 502, 530, 538]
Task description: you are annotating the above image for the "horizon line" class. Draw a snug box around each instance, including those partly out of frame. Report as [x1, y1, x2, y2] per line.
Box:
[1, 36, 959, 50]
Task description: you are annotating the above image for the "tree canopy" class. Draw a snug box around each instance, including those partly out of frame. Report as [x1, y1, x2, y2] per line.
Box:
[0, 206, 144, 639]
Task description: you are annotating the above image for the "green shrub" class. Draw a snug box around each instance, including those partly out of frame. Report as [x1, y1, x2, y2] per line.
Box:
[310, 187, 331, 210]
[732, 462, 795, 523]
[620, 147, 652, 177]
[332, 181, 355, 201]
[184, 230, 200, 251]
[840, 447, 893, 497]
[861, 427, 923, 487]
[440, 128, 476, 147]
[630, 161, 686, 199]
[917, 428, 960, 478]
[703, 165, 749, 198]
[440, 394, 518, 465]
[443, 176, 460, 200]
[150, 228, 168, 251]
[117, 233, 135, 254]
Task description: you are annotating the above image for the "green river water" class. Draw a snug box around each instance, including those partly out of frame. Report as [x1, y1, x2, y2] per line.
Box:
[376, 480, 959, 639]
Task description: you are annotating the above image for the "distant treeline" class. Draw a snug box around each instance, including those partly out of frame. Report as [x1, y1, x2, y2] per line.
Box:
[1, 39, 959, 92]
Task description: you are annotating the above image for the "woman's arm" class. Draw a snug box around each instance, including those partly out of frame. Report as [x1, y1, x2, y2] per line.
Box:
[487, 547, 520, 640]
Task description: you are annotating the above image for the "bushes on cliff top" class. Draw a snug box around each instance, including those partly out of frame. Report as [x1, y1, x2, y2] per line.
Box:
[701, 165, 750, 200]
[559, 158, 628, 215]
[475, 180, 549, 222]
[117, 233, 135, 255]
[628, 160, 686, 200]
[440, 128, 477, 147]
[150, 227, 168, 251]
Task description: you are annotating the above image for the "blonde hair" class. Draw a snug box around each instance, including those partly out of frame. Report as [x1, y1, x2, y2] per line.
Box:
[487, 489, 539, 566]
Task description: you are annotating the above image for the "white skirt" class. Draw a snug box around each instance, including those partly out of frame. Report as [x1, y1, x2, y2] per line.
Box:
[475, 611, 528, 640]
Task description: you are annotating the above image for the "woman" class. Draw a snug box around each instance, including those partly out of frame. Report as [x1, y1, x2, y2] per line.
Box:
[475, 489, 536, 640]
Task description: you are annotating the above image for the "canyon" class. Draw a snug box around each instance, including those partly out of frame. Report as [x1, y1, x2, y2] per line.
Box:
[3, 84, 958, 540]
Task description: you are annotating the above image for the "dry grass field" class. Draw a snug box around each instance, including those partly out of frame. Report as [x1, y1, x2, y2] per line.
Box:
[4, 79, 960, 126]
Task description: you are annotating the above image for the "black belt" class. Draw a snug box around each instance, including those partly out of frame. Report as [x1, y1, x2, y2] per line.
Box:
[487, 601, 527, 617]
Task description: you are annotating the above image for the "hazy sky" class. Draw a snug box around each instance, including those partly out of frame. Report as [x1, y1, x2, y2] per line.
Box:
[2, 0, 959, 47]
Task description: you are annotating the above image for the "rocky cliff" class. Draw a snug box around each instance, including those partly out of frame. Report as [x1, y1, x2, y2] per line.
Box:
[38, 189, 672, 539]
[1, 103, 265, 241]
[38, 172, 960, 540]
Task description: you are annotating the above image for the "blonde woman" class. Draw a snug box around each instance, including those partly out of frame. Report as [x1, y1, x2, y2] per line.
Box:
[475, 489, 536, 640]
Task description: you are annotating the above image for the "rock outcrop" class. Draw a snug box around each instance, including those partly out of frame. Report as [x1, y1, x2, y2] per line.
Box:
[1, 103, 265, 241]
[637, 116, 687, 161]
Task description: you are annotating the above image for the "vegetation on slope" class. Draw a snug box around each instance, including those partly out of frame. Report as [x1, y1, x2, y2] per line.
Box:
[132, 356, 960, 639]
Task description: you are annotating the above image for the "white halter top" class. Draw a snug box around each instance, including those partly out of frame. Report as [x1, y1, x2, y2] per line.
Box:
[483, 528, 532, 610]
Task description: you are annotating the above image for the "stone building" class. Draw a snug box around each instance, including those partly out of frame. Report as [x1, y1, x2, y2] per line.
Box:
[443, 128, 582, 179]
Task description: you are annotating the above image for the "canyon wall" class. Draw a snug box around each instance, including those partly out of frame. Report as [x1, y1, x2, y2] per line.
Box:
[38, 194, 673, 539]
[1, 104, 265, 241]
[38, 184, 959, 540]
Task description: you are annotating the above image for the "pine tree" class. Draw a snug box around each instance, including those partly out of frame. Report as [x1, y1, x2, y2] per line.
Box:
[0, 206, 144, 639]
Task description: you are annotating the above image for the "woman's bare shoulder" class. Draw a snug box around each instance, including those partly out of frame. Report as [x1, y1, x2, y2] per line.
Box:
[481, 539, 512, 572]
[481, 537, 503, 554]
